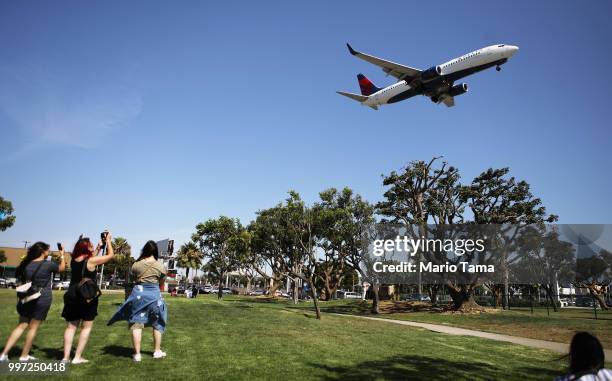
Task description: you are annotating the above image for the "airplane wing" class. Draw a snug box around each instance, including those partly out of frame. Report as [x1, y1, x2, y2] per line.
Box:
[347, 43, 422, 81]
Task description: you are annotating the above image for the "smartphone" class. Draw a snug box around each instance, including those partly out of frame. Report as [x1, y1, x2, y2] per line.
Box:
[57, 242, 63, 251]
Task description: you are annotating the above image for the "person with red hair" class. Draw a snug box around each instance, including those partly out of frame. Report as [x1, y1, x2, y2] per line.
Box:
[61, 232, 115, 364]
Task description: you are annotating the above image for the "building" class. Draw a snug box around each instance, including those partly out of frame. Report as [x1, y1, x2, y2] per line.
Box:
[155, 239, 177, 291]
[0, 246, 71, 279]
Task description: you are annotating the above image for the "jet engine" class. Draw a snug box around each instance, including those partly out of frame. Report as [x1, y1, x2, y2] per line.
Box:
[448, 83, 468, 96]
[421, 66, 442, 82]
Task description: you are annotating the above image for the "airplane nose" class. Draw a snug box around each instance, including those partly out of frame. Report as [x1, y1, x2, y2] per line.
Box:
[509, 45, 519, 55]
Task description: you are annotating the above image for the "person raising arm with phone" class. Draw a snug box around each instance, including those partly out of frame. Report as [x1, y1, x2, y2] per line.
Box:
[61, 231, 115, 364]
[0, 242, 66, 362]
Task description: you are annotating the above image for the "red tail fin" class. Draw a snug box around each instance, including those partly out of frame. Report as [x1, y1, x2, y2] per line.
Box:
[357, 73, 381, 96]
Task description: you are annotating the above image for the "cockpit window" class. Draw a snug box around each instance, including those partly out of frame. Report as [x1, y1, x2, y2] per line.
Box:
[498, 44, 505, 47]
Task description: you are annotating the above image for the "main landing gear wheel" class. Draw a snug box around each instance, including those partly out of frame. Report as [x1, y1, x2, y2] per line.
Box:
[496, 65, 501, 71]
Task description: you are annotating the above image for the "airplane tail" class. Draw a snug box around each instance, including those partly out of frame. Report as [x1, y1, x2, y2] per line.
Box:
[357, 73, 381, 96]
[336, 91, 378, 110]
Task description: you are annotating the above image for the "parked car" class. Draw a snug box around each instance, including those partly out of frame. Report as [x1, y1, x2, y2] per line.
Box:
[196, 286, 207, 294]
[200, 285, 213, 294]
[558, 298, 570, 307]
[339, 291, 362, 299]
[53, 281, 71, 290]
[575, 296, 596, 307]
[222, 287, 232, 294]
[6, 277, 17, 288]
[403, 294, 431, 302]
[0, 278, 6, 288]
[248, 290, 264, 296]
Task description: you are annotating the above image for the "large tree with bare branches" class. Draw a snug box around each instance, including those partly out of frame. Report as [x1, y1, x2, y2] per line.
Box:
[378, 158, 557, 312]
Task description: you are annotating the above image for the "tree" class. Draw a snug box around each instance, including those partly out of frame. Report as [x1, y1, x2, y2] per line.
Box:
[282, 191, 322, 318]
[461, 167, 558, 309]
[575, 247, 611, 310]
[248, 215, 288, 297]
[0, 196, 16, 265]
[104, 237, 133, 285]
[313, 188, 355, 301]
[314, 188, 376, 311]
[0, 196, 16, 232]
[378, 158, 471, 310]
[514, 227, 575, 311]
[378, 158, 558, 312]
[200, 262, 221, 285]
[176, 241, 203, 285]
[192, 217, 249, 299]
[253, 192, 323, 318]
[377, 157, 458, 296]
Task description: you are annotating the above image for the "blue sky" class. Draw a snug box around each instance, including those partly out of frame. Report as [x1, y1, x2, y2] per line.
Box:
[1, 1, 611, 254]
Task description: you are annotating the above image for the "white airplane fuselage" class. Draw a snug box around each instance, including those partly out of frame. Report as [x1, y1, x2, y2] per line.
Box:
[359, 44, 519, 108]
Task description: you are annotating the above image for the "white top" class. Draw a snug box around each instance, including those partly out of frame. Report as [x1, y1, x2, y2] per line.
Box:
[555, 368, 612, 381]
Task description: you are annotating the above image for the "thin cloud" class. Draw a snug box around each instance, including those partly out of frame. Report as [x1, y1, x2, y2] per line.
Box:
[0, 64, 143, 159]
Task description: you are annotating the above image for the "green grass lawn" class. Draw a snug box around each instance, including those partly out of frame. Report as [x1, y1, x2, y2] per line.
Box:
[0, 290, 571, 380]
[312, 299, 612, 348]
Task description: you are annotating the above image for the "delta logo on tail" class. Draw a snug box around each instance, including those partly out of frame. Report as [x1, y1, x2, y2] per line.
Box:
[337, 43, 519, 109]
[357, 74, 380, 96]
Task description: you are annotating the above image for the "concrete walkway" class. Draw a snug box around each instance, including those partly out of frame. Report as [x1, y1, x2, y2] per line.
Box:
[332, 313, 612, 359]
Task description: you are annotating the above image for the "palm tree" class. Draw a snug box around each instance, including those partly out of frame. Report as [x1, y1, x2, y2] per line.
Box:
[106, 237, 133, 286]
[176, 242, 202, 283]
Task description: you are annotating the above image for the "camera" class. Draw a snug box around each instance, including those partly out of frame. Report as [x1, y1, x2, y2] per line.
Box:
[100, 231, 109, 249]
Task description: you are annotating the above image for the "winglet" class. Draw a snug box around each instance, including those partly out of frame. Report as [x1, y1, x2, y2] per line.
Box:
[346, 43, 358, 56]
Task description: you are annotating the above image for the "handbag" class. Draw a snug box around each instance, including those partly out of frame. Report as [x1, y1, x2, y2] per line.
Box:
[16, 261, 45, 304]
[76, 259, 102, 304]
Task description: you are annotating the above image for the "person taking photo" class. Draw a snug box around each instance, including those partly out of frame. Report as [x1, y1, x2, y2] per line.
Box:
[0, 242, 66, 362]
[61, 231, 115, 364]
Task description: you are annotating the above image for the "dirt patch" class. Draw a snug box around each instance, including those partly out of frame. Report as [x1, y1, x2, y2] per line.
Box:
[377, 300, 447, 314]
[438, 307, 501, 315]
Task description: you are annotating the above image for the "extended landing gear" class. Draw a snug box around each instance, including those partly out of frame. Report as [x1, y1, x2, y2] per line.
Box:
[496, 65, 501, 72]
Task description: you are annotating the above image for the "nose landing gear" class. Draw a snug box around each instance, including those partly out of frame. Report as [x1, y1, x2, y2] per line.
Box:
[496, 65, 501, 72]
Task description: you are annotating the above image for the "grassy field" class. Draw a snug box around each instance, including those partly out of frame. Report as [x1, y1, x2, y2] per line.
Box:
[312, 299, 612, 348]
[0, 290, 573, 380]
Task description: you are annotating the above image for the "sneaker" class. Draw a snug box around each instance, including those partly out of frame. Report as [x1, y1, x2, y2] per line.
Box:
[133, 354, 141, 362]
[153, 351, 166, 359]
[71, 358, 89, 364]
[0, 355, 9, 362]
[18, 355, 37, 362]
[60, 359, 70, 364]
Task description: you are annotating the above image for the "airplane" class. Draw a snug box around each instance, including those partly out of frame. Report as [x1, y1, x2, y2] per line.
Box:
[337, 43, 519, 109]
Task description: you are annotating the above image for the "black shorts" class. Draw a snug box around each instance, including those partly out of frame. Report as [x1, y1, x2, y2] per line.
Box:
[61, 294, 99, 322]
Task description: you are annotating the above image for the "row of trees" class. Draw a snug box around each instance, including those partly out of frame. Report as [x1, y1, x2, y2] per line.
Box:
[4, 156, 609, 319]
[175, 158, 611, 319]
